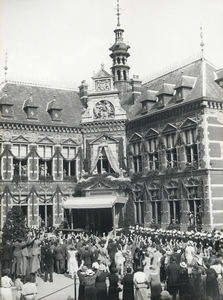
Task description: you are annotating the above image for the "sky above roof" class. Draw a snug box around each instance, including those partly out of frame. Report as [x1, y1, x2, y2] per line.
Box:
[0, 0, 223, 89]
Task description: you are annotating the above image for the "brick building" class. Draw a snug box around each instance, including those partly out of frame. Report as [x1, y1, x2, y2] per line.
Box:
[0, 10, 223, 233]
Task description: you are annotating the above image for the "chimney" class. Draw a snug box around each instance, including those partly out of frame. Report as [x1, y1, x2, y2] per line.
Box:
[78, 80, 88, 107]
[131, 75, 142, 103]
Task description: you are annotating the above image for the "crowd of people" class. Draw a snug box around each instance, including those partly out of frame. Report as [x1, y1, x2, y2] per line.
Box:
[1, 225, 223, 300]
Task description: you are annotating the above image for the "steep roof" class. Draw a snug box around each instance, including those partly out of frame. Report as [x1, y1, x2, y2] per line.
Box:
[0, 82, 83, 126]
[126, 58, 223, 120]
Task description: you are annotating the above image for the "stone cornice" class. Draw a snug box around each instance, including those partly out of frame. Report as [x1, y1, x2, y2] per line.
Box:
[82, 119, 126, 133]
[0, 122, 83, 134]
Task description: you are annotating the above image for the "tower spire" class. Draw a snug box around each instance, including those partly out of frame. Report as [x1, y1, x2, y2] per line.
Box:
[4, 50, 8, 83]
[200, 26, 205, 59]
[116, 0, 121, 27]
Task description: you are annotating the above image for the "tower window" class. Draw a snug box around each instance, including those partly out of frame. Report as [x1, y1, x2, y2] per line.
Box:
[117, 57, 121, 64]
[123, 70, 127, 80]
[122, 57, 125, 65]
[117, 70, 121, 81]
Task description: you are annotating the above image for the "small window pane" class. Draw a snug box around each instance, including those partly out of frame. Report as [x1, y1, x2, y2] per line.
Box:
[62, 147, 69, 158]
[38, 146, 44, 157]
[20, 145, 27, 157]
[45, 146, 52, 158]
[12, 145, 19, 156]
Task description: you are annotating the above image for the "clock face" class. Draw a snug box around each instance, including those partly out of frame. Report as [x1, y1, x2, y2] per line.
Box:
[95, 79, 111, 91]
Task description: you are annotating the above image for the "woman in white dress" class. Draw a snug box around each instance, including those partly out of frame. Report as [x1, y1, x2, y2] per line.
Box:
[67, 246, 78, 279]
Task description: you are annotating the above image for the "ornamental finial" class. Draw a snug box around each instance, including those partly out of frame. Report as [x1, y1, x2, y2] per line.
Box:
[4, 50, 8, 83]
[116, 0, 121, 27]
[200, 25, 205, 59]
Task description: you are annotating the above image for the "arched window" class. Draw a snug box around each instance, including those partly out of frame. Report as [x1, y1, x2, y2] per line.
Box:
[117, 57, 121, 64]
[117, 70, 121, 81]
[123, 70, 127, 80]
[122, 57, 125, 65]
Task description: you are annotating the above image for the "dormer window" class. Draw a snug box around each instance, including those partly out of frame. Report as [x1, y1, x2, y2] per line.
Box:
[23, 92, 38, 120]
[215, 68, 223, 89]
[174, 75, 196, 102]
[156, 83, 175, 109]
[47, 96, 62, 122]
[0, 90, 13, 118]
[140, 90, 157, 114]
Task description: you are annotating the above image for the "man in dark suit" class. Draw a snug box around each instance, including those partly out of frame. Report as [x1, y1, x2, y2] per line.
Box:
[81, 246, 92, 268]
[53, 242, 65, 274]
[44, 247, 54, 282]
[166, 256, 181, 300]
[2, 240, 13, 273]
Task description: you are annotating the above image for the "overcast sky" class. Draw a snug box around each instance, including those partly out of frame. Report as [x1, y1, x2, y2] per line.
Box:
[0, 0, 223, 89]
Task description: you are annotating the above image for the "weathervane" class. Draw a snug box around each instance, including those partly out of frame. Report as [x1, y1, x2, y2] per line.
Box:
[200, 26, 205, 59]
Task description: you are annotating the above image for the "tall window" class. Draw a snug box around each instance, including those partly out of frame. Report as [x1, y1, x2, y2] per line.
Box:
[165, 133, 178, 168]
[38, 145, 53, 177]
[62, 146, 77, 177]
[169, 201, 180, 224]
[132, 142, 142, 173]
[97, 148, 114, 174]
[12, 144, 28, 177]
[185, 128, 198, 164]
[188, 199, 202, 226]
[150, 188, 161, 223]
[147, 137, 159, 170]
[134, 191, 144, 225]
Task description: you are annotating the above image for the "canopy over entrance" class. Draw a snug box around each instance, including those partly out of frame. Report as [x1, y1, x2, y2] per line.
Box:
[63, 195, 127, 209]
[63, 195, 128, 234]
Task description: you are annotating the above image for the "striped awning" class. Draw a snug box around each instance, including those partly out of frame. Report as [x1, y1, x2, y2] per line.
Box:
[63, 195, 127, 209]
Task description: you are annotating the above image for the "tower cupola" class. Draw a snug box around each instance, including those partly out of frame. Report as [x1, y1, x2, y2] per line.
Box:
[109, 0, 130, 93]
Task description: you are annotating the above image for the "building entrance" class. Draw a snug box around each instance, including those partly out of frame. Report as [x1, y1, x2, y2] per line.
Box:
[65, 208, 113, 235]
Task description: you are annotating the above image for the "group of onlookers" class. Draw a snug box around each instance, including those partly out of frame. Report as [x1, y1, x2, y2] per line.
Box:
[0, 226, 223, 300]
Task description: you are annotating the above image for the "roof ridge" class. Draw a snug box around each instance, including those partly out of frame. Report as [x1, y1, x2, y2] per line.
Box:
[0, 79, 78, 91]
[142, 52, 202, 85]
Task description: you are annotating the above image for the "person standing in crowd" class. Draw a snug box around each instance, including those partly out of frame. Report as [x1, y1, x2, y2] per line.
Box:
[2, 240, 13, 274]
[77, 264, 88, 300]
[67, 245, 78, 279]
[43, 246, 54, 282]
[148, 265, 162, 300]
[166, 256, 181, 300]
[53, 241, 65, 274]
[108, 267, 120, 300]
[121, 267, 134, 300]
[133, 266, 150, 300]
[179, 262, 189, 300]
[83, 268, 97, 300]
[15, 274, 24, 300]
[21, 274, 38, 300]
[81, 245, 93, 269]
[0, 269, 14, 300]
[206, 262, 220, 300]
[95, 263, 109, 300]
[114, 244, 125, 276]
[30, 235, 42, 277]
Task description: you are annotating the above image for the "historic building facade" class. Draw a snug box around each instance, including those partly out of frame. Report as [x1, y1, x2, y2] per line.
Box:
[0, 11, 223, 232]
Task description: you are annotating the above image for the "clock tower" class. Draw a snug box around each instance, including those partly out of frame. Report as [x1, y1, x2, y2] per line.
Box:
[109, 0, 131, 96]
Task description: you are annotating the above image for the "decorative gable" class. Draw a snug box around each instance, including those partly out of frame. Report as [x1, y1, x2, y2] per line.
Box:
[129, 132, 142, 142]
[38, 136, 54, 144]
[180, 118, 197, 129]
[90, 134, 119, 145]
[144, 128, 159, 138]
[0, 90, 13, 118]
[47, 96, 62, 122]
[11, 135, 29, 143]
[61, 138, 78, 146]
[92, 64, 113, 92]
[162, 123, 177, 134]
[23, 92, 38, 120]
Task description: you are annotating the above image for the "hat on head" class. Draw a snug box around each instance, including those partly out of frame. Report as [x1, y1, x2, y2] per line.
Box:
[86, 269, 94, 276]
[92, 262, 99, 269]
[81, 266, 88, 272]
[98, 264, 106, 271]
[160, 290, 171, 299]
[180, 262, 187, 268]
